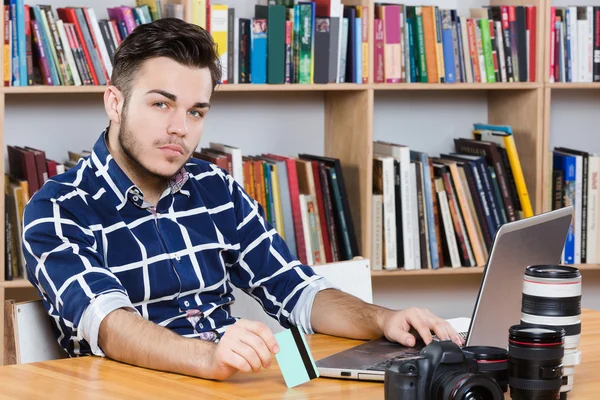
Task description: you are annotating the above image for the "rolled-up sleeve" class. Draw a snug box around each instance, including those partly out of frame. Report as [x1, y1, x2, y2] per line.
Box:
[224, 173, 337, 333]
[22, 195, 135, 357]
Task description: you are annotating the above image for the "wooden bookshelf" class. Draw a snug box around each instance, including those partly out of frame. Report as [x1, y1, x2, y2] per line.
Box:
[372, 82, 542, 91]
[7, 0, 600, 364]
[370, 264, 600, 277]
[0, 280, 32, 288]
[371, 267, 486, 277]
[546, 83, 600, 90]
[1, 82, 545, 94]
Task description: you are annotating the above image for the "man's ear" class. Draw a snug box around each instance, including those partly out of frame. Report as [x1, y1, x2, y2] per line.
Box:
[104, 85, 124, 125]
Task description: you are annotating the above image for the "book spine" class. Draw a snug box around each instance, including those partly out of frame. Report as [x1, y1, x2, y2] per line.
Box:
[479, 18, 495, 82]
[441, 10, 456, 83]
[504, 135, 533, 218]
[415, 7, 427, 82]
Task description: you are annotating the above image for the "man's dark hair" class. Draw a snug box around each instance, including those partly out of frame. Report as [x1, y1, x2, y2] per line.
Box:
[111, 18, 222, 101]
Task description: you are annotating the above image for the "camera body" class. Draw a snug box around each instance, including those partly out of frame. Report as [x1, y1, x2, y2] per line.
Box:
[384, 340, 503, 400]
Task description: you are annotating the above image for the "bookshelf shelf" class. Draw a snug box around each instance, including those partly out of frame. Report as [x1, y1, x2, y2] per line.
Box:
[215, 83, 368, 92]
[372, 83, 542, 91]
[1, 83, 370, 95]
[371, 267, 485, 277]
[546, 83, 600, 90]
[0, 279, 32, 288]
[370, 264, 600, 277]
[1, 82, 546, 94]
[3, 86, 108, 94]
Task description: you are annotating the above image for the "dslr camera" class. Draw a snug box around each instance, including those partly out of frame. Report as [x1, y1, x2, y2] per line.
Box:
[384, 340, 504, 400]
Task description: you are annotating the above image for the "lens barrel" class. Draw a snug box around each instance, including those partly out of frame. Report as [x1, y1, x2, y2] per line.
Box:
[434, 371, 503, 400]
[463, 346, 509, 393]
[521, 265, 582, 397]
[508, 325, 565, 400]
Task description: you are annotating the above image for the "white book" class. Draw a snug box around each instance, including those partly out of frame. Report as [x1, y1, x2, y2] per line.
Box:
[56, 20, 81, 86]
[569, 7, 578, 82]
[209, 142, 244, 188]
[371, 194, 383, 271]
[586, 155, 600, 263]
[233, 17, 240, 84]
[409, 163, 421, 270]
[578, 10, 587, 82]
[299, 194, 313, 266]
[587, 6, 594, 82]
[435, 178, 461, 268]
[495, 21, 507, 83]
[373, 141, 416, 270]
[85, 8, 113, 78]
[373, 155, 397, 270]
[460, 16, 473, 83]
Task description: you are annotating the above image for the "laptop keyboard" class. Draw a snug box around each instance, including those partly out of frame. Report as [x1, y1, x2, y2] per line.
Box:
[366, 332, 469, 371]
[367, 353, 422, 371]
[432, 331, 468, 343]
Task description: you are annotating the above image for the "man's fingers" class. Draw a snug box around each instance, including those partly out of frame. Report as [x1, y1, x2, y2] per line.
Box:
[230, 340, 262, 373]
[390, 329, 418, 347]
[239, 330, 272, 368]
[238, 320, 280, 354]
[406, 310, 433, 344]
[224, 351, 253, 374]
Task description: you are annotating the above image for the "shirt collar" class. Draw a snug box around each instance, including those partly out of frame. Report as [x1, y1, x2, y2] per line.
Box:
[90, 129, 190, 210]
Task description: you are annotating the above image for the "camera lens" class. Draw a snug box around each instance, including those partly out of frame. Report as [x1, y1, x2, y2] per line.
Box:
[434, 372, 503, 400]
[463, 346, 508, 393]
[521, 265, 582, 397]
[508, 324, 565, 400]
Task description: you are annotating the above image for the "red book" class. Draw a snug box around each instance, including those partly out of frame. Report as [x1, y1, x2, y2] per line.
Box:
[374, 18, 384, 83]
[527, 6, 537, 82]
[382, 5, 401, 83]
[57, 7, 100, 85]
[310, 161, 333, 263]
[549, 7, 555, 82]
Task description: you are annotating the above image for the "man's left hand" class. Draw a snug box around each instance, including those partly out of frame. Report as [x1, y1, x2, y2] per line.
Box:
[378, 307, 464, 348]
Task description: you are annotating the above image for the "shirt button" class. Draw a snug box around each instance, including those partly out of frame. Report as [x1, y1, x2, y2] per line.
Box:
[175, 254, 181, 261]
[184, 301, 190, 307]
[132, 195, 139, 201]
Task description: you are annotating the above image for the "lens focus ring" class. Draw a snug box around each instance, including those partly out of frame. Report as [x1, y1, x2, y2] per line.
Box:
[521, 294, 581, 317]
[508, 377, 563, 391]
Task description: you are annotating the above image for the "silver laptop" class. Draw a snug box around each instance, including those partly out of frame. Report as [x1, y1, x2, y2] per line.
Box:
[316, 206, 574, 381]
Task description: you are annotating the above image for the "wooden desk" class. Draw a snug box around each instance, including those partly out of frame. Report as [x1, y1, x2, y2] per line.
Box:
[0, 309, 598, 399]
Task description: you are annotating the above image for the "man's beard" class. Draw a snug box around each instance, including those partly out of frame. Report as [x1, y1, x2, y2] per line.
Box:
[118, 106, 191, 182]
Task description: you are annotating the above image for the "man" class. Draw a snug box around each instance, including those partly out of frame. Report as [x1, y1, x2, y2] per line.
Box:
[22, 18, 461, 381]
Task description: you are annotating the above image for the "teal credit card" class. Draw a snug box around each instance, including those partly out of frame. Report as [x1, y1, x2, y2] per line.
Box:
[274, 326, 320, 388]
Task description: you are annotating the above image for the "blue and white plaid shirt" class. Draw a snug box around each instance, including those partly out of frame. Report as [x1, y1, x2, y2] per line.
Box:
[22, 130, 334, 357]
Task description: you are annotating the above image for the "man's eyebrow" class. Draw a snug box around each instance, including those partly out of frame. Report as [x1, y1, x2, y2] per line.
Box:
[193, 102, 211, 109]
[145, 89, 177, 101]
[145, 89, 210, 109]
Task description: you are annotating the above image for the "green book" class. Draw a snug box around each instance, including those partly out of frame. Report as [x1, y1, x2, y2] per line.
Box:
[255, 5, 286, 84]
[298, 3, 313, 84]
[478, 19, 496, 83]
[414, 7, 428, 83]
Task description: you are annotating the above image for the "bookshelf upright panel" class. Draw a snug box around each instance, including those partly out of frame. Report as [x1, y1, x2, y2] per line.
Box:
[324, 89, 374, 260]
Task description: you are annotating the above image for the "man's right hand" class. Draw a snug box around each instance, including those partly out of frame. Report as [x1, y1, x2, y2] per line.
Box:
[207, 319, 280, 380]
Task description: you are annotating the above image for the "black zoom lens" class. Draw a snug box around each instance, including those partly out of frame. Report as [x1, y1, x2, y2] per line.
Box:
[434, 371, 503, 400]
[463, 346, 509, 393]
[508, 325, 565, 400]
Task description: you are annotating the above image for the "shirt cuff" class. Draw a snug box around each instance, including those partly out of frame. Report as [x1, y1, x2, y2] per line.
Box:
[288, 276, 338, 334]
[78, 292, 138, 356]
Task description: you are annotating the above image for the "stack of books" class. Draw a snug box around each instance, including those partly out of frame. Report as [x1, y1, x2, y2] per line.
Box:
[549, 6, 600, 83]
[371, 123, 533, 271]
[373, 4, 537, 84]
